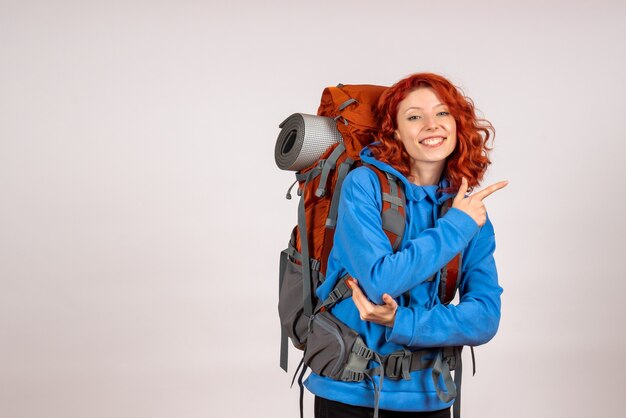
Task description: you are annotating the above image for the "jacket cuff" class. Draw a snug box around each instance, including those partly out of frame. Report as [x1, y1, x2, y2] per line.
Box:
[443, 207, 480, 242]
[385, 306, 414, 346]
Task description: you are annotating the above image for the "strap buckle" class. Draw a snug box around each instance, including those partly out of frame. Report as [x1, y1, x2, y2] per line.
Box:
[354, 343, 373, 360]
[327, 287, 343, 303]
[310, 259, 321, 272]
[384, 349, 411, 380]
[442, 346, 459, 370]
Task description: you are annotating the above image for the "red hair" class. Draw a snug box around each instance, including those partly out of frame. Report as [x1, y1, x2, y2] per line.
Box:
[371, 73, 493, 191]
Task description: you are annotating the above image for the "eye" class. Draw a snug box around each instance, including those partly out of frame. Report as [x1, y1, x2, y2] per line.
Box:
[437, 111, 450, 116]
[407, 115, 422, 121]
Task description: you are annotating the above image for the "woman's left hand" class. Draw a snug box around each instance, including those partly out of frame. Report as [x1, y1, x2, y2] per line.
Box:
[347, 278, 398, 327]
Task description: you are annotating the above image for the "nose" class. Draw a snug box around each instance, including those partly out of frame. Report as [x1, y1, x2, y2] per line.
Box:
[424, 115, 438, 131]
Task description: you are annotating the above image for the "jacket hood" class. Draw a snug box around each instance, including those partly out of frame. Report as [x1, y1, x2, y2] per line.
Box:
[360, 145, 456, 204]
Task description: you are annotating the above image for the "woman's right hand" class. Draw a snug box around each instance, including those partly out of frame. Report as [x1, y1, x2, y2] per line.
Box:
[347, 278, 398, 327]
[452, 177, 509, 227]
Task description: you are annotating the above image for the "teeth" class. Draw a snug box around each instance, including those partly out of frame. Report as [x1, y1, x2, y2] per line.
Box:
[421, 137, 444, 145]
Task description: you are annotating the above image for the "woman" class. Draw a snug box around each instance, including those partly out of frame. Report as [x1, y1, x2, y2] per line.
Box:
[305, 73, 508, 418]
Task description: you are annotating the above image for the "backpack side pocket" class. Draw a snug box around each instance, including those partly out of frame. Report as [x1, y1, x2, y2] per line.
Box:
[278, 248, 308, 349]
[304, 310, 361, 380]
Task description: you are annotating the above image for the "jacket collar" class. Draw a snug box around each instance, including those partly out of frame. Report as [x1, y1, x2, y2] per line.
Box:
[360, 146, 455, 204]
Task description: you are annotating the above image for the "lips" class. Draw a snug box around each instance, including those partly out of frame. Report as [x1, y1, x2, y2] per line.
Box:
[419, 136, 445, 145]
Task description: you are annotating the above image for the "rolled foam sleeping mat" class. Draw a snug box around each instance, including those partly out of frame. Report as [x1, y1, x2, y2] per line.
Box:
[275, 113, 343, 171]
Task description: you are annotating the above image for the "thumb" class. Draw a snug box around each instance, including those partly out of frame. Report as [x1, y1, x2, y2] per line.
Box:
[382, 293, 397, 308]
[454, 177, 469, 204]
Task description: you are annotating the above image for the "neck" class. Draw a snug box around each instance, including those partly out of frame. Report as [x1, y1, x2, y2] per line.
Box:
[408, 160, 445, 186]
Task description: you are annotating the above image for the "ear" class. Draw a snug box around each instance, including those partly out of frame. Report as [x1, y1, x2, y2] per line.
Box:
[394, 130, 401, 140]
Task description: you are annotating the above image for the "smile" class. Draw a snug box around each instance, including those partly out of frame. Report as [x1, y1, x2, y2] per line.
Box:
[419, 136, 445, 146]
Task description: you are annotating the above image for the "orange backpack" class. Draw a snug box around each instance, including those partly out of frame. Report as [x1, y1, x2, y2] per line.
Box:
[276, 84, 463, 418]
[289, 84, 388, 278]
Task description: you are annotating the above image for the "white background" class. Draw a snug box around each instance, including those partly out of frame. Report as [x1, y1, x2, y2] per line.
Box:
[1, 1, 625, 417]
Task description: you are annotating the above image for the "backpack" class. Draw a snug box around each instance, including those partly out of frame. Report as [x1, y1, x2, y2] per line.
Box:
[275, 84, 465, 418]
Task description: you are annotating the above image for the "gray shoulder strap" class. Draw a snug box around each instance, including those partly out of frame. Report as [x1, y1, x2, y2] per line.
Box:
[325, 158, 354, 229]
[316, 143, 346, 198]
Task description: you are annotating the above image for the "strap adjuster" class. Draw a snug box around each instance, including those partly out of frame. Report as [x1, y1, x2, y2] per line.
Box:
[328, 287, 343, 302]
[355, 344, 373, 359]
[310, 259, 321, 271]
[443, 347, 458, 370]
[341, 369, 364, 382]
[384, 349, 411, 380]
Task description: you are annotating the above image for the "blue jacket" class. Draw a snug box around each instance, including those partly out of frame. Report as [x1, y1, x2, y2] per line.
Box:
[304, 146, 503, 411]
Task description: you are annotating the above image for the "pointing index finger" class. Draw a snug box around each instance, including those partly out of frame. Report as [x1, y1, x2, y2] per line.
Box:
[473, 180, 509, 201]
[454, 177, 469, 204]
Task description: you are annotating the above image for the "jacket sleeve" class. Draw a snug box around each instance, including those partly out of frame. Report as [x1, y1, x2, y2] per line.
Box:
[385, 218, 503, 347]
[333, 168, 479, 304]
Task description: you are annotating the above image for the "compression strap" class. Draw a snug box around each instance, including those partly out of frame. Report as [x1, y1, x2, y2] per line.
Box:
[298, 166, 322, 318]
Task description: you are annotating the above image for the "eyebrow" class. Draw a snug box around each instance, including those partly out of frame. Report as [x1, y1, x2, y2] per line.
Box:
[404, 103, 447, 113]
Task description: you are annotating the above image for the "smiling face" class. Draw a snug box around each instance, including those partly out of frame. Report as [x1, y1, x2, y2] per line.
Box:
[394, 87, 457, 181]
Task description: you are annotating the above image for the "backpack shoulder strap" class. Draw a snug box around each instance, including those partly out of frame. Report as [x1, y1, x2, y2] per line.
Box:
[357, 166, 462, 303]
[439, 199, 463, 304]
[364, 165, 406, 251]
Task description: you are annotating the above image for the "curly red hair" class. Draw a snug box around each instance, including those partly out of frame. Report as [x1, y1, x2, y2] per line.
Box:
[371, 73, 494, 191]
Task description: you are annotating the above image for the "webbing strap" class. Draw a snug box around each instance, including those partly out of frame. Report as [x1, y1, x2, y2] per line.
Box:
[385, 348, 412, 380]
[326, 158, 354, 229]
[284, 243, 302, 263]
[318, 274, 352, 312]
[440, 260, 448, 302]
[370, 167, 406, 251]
[294, 360, 308, 418]
[367, 348, 434, 379]
[332, 93, 358, 124]
[381, 172, 405, 251]
[336, 345, 462, 418]
[363, 352, 384, 418]
[470, 346, 476, 376]
[452, 347, 463, 418]
[279, 330, 289, 373]
[439, 198, 463, 304]
[381, 193, 403, 207]
[340, 338, 374, 383]
[367, 347, 460, 406]
[338, 97, 358, 111]
[363, 374, 379, 418]
[316, 143, 346, 198]
[432, 351, 457, 403]
[299, 168, 321, 317]
[284, 242, 321, 272]
[285, 179, 298, 200]
[291, 357, 305, 388]
[279, 249, 289, 372]
[386, 173, 402, 210]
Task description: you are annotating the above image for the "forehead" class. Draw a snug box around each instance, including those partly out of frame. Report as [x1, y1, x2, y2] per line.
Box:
[398, 87, 445, 111]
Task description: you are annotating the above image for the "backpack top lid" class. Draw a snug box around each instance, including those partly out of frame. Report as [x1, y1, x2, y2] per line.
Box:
[317, 84, 388, 160]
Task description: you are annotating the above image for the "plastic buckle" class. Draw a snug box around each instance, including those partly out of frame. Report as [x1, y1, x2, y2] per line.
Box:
[333, 114, 349, 126]
[355, 345, 373, 360]
[385, 350, 411, 380]
[443, 347, 458, 370]
[329, 287, 343, 302]
[343, 370, 364, 382]
[310, 259, 321, 271]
